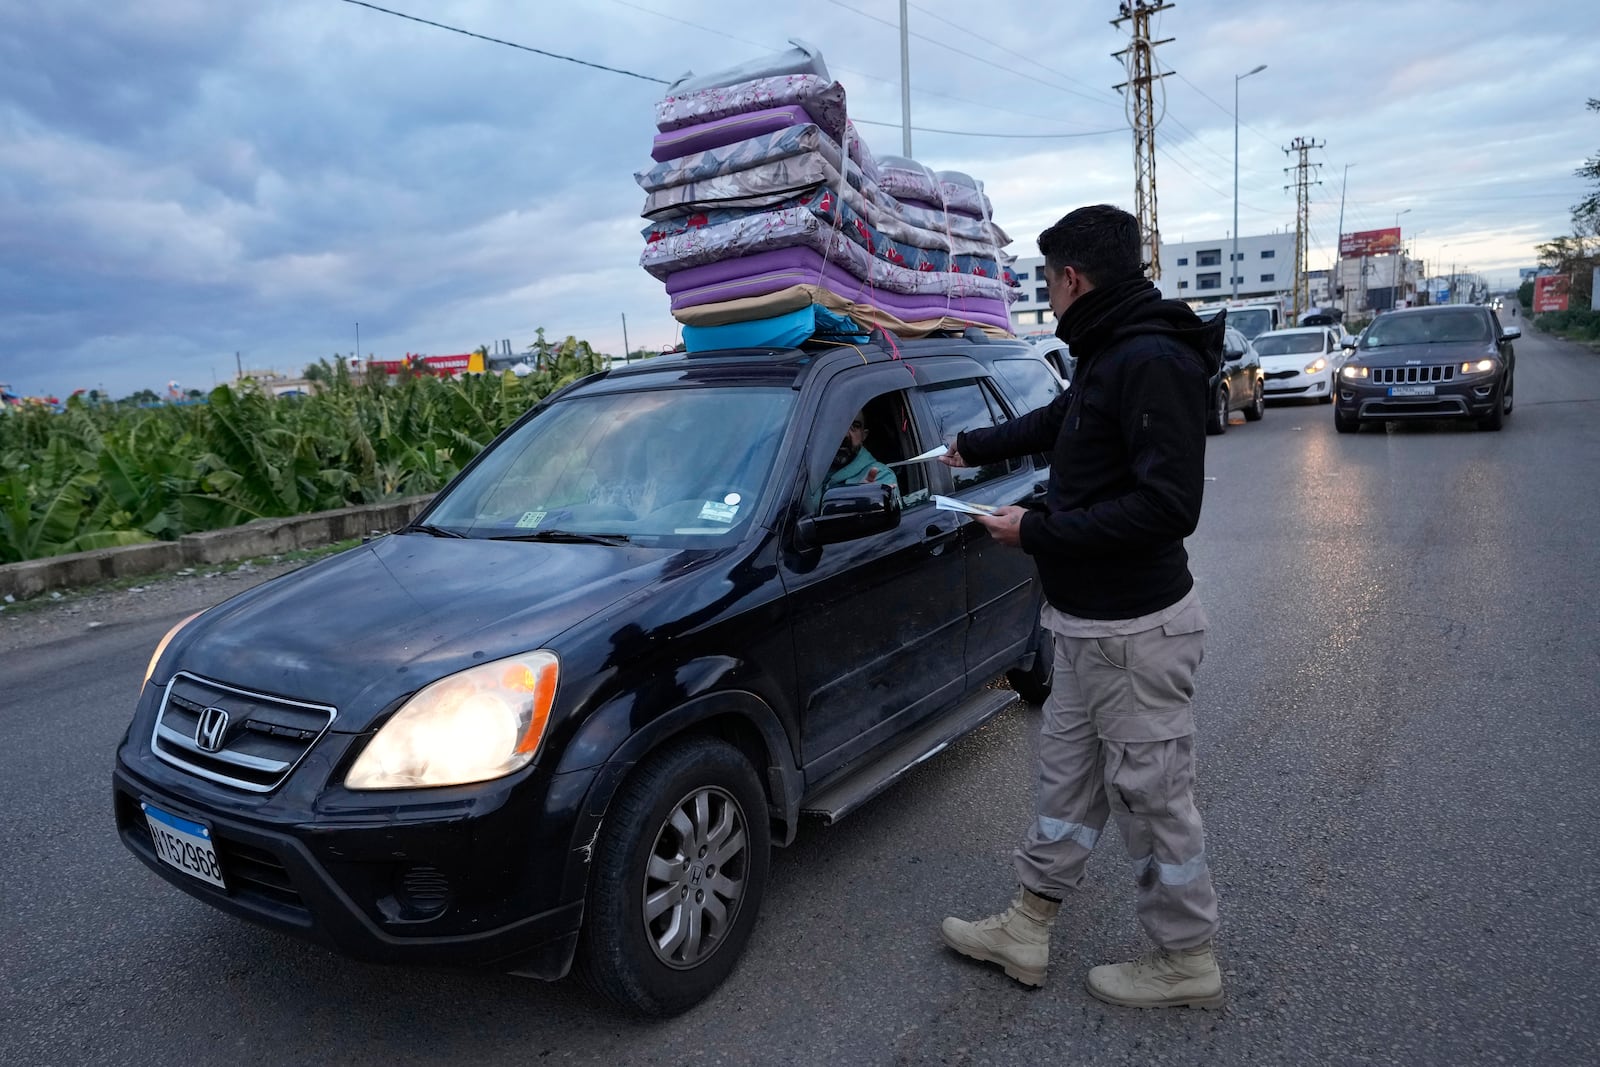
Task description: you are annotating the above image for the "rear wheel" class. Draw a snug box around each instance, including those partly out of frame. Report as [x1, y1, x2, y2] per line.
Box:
[1206, 384, 1229, 435]
[1006, 627, 1054, 705]
[577, 737, 771, 1016]
[1243, 379, 1265, 421]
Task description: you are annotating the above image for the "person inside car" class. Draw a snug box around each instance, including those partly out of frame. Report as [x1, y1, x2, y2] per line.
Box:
[824, 409, 898, 491]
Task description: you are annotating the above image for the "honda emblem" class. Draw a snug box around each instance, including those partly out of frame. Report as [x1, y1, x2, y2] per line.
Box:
[195, 706, 230, 753]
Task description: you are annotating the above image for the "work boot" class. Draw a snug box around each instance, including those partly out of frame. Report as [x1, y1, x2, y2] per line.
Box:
[939, 888, 1060, 987]
[1085, 942, 1225, 1009]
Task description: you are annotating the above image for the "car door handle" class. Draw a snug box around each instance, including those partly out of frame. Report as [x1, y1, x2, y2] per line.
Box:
[923, 523, 959, 555]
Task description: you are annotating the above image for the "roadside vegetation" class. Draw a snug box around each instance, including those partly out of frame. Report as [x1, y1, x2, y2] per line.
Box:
[0, 339, 605, 564]
[1528, 98, 1599, 343]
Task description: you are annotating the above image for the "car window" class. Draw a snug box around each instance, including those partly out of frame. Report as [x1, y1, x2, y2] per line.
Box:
[426, 386, 793, 543]
[1363, 310, 1492, 348]
[815, 388, 929, 510]
[1254, 333, 1324, 356]
[992, 358, 1062, 415]
[921, 379, 1022, 491]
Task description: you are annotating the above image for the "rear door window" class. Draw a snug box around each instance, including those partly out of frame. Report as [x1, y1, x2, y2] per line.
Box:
[921, 379, 1023, 491]
[992, 358, 1062, 416]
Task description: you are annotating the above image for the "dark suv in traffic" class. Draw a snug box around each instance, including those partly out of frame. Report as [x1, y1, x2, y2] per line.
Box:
[1334, 305, 1519, 432]
[113, 332, 1063, 1015]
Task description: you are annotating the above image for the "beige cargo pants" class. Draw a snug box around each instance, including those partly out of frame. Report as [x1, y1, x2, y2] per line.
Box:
[1013, 596, 1220, 950]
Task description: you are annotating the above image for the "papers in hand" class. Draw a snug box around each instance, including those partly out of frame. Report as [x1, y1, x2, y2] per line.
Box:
[883, 444, 949, 467]
[934, 495, 999, 516]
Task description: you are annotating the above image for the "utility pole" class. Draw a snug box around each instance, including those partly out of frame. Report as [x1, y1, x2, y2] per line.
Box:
[1111, 1, 1173, 280]
[1282, 136, 1323, 320]
[1334, 162, 1353, 311]
[621, 313, 631, 364]
[235, 351, 242, 381]
[899, 0, 913, 157]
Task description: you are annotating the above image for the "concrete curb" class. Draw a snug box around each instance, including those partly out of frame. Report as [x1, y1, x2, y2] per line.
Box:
[0, 494, 436, 602]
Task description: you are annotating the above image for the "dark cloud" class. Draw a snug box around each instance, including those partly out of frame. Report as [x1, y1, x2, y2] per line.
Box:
[0, 0, 1594, 399]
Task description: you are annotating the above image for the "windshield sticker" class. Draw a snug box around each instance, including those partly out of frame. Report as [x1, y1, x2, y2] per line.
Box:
[723, 492, 742, 506]
[698, 500, 739, 524]
[516, 510, 548, 529]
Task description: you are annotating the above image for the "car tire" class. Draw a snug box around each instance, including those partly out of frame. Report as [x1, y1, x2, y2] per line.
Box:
[1243, 380, 1265, 421]
[1006, 627, 1054, 706]
[1503, 371, 1514, 417]
[1477, 393, 1505, 431]
[1334, 406, 1359, 434]
[1206, 385, 1229, 435]
[577, 736, 771, 1016]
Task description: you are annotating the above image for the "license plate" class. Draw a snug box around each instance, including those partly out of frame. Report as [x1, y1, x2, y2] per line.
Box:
[142, 801, 226, 888]
[1388, 384, 1436, 397]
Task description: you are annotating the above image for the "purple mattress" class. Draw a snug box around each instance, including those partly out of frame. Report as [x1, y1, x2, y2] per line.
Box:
[651, 105, 811, 163]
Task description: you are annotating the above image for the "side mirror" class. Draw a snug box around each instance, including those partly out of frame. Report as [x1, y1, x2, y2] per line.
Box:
[1224, 347, 1244, 361]
[796, 483, 900, 547]
[1342, 342, 1358, 353]
[1500, 325, 1521, 341]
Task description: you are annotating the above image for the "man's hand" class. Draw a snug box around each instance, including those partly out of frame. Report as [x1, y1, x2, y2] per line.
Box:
[865, 466, 879, 483]
[974, 504, 1027, 546]
[939, 446, 969, 468]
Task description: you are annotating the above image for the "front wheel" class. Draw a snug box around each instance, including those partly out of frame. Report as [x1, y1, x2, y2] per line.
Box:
[1334, 406, 1359, 434]
[577, 737, 771, 1016]
[1243, 379, 1265, 422]
[1206, 384, 1229, 435]
[1006, 627, 1054, 705]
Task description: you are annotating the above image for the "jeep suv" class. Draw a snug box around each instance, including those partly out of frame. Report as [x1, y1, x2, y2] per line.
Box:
[113, 332, 1061, 1015]
[1334, 305, 1518, 432]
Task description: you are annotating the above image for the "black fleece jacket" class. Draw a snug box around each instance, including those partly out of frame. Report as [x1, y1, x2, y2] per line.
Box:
[957, 276, 1224, 619]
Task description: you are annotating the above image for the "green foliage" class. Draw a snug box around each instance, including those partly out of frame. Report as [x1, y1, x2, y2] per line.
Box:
[1517, 280, 1534, 309]
[0, 336, 605, 563]
[1535, 308, 1600, 341]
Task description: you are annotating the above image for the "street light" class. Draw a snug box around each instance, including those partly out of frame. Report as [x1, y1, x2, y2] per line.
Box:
[1232, 64, 1267, 300]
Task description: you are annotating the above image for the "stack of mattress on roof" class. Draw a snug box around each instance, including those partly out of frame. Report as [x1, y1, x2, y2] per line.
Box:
[638, 40, 1018, 345]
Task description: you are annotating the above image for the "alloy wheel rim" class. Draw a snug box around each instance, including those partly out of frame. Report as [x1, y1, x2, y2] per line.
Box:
[641, 785, 749, 969]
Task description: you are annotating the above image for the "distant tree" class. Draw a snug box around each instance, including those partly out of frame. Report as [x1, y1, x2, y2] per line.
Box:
[303, 363, 329, 383]
[1577, 98, 1600, 226]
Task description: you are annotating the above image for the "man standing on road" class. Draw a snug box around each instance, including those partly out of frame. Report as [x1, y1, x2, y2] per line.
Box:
[937, 204, 1228, 1009]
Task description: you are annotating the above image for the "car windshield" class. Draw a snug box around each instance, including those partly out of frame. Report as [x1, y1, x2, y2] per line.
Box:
[423, 385, 794, 544]
[1227, 309, 1274, 339]
[1254, 333, 1324, 356]
[1362, 310, 1492, 348]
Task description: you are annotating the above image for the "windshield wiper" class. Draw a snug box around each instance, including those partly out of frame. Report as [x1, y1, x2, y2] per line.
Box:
[490, 529, 631, 545]
[404, 523, 465, 538]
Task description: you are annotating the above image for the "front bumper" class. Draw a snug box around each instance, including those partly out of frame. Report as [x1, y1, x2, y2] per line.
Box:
[1264, 368, 1332, 398]
[113, 732, 614, 978]
[1335, 377, 1499, 421]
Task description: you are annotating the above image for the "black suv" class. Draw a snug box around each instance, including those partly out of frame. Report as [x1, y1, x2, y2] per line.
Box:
[1206, 325, 1266, 435]
[1334, 305, 1519, 432]
[113, 332, 1062, 1015]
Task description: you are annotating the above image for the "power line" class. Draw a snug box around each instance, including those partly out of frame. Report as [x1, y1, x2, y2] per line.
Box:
[905, 0, 1123, 106]
[607, 0, 1122, 134]
[853, 118, 1122, 139]
[1168, 68, 1277, 149]
[823, 0, 1123, 108]
[338, 0, 670, 82]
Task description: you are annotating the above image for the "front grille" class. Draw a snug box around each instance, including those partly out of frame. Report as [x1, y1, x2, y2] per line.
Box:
[1265, 369, 1299, 380]
[1373, 365, 1454, 384]
[152, 673, 336, 792]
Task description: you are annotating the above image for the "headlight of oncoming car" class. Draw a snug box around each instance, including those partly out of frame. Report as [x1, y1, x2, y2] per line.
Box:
[346, 651, 559, 790]
[1459, 358, 1495, 374]
[1304, 357, 1327, 374]
[1340, 364, 1369, 380]
[144, 611, 203, 687]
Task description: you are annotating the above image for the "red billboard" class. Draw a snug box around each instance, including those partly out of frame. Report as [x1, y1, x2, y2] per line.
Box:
[1533, 274, 1570, 313]
[1339, 228, 1402, 257]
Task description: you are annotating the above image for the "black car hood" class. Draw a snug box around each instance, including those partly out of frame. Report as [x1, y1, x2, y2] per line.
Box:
[166, 534, 680, 731]
[1350, 340, 1495, 366]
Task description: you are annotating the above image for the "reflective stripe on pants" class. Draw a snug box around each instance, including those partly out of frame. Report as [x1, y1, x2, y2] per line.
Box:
[1012, 614, 1220, 950]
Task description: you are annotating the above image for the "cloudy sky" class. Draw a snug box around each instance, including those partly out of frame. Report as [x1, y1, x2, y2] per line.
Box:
[1, 0, 1594, 399]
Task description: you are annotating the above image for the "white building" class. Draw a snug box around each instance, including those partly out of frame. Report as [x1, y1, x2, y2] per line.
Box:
[1157, 232, 1297, 303]
[1009, 231, 1299, 331]
[1008, 255, 1054, 334]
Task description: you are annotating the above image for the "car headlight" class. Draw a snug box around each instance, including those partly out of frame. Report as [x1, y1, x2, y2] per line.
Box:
[1460, 358, 1495, 374]
[346, 651, 559, 790]
[145, 611, 203, 687]
[1340, 364, 1368, 380]
[1304, 357, 1328, 374]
